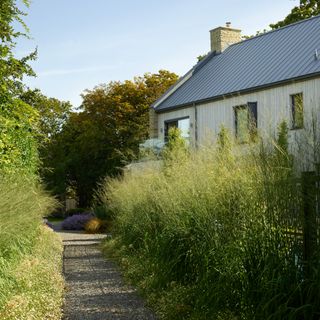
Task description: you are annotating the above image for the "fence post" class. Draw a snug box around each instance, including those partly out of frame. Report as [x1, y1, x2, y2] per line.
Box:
[302, 171, 317, 278]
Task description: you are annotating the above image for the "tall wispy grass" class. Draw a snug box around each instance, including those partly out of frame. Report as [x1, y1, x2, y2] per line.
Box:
[0, 176, 56, 264]
[0, 175, 63, 319]
[102, 124, 320, 319]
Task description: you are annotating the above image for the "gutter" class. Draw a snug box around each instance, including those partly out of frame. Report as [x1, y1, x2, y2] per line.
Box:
[193, 103, 198, 146]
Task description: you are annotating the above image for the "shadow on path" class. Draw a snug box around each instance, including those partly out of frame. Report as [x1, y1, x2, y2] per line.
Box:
[56, 228, 156, 320]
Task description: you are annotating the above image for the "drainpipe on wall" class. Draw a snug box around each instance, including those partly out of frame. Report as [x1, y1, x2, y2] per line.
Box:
[193, 103, 198, 147]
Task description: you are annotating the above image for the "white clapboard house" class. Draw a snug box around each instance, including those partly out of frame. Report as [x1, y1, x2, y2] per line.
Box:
[149, 16, 320, 148]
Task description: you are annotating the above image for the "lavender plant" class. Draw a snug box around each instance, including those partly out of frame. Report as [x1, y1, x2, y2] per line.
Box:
[62, 213, 93, 230]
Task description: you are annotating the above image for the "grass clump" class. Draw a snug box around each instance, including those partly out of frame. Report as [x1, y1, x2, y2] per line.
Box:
[0, 176, 64, 320]
[101, 125, 320, 319]
[84, 217, 106, 233]
[0, 227, 64, 320]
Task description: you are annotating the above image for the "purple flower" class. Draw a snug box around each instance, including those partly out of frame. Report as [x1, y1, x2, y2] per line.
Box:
[62, 214, 93, 230]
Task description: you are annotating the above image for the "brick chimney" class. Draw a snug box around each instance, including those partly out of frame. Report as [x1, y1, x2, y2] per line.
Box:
[210, 22, 241, 53]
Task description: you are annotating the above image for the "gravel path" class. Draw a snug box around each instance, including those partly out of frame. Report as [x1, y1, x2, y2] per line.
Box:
[56, 229, 156, 320]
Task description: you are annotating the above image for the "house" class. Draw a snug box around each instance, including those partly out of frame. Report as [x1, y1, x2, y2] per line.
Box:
[150, 16, 320, 147]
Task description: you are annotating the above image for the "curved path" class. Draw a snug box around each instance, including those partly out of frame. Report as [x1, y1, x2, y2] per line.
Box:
[56, 229, 156, 320]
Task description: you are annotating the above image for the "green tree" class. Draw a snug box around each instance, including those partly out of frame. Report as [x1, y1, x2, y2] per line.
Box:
[270, 0, 320, 29]
[20, 89, 73, 185]
[0, 0, 36, 101]
[44, 70, 178, 206]
[20, 89, 72, 140]
[0, 0, 39, 173]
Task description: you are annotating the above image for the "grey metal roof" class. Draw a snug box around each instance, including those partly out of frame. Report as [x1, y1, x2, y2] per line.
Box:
[154, 15, 320, 112]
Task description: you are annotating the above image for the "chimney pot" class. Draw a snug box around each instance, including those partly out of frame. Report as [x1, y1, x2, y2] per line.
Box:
[226, 22, 231, 28]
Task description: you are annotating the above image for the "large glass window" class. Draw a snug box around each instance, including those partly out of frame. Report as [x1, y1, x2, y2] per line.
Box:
[291, 93, 304, 129]
[164, 117, 190, 141]
[234, 102, 257, 143]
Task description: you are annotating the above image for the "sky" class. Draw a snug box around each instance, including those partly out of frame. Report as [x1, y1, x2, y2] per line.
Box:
[18, 0, 298, 108]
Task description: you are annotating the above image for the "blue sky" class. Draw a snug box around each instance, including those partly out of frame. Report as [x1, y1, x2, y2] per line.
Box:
[19, 0, 298, 107]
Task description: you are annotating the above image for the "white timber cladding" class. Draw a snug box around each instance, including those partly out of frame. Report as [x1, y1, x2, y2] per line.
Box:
[157, 78, 320, 145]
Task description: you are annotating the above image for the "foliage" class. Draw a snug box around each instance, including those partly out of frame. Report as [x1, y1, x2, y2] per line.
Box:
[61, 213, 93, 230]
[217, 125, 232, 153]
[44, 70, 178, 206]
[0, 0, 36, 99]
[0, 99, 39, 173]
[274, 120, 294, 170]
[0, 175, 61, 319]
[270, 0, 320, 29]
[163, 127, 189, 166]
[101, 125, 320, 319]
[19, 89, 73, 187]
[196, 53, 207, 62]
[84, 217, 105, 234]
[0, 176, 57, 264]
[0, 4, 64, 318]
[0, 0, 39, 174]
[20, 89, 72, 140]
[0, 227, 64, 320]
[64, 207, 87, 217]
[93, 205, 112, 220]
[165, 127, 188, 152]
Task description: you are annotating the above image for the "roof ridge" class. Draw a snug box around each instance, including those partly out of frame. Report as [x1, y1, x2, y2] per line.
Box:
[229, 13, 320, 48]
[154, 14, 320, 111]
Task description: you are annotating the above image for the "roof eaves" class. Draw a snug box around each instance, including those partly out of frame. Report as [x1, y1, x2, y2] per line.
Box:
[152, 51, 218, 109]
[155, 71, 320, 113]
[151, 70, 193, 109]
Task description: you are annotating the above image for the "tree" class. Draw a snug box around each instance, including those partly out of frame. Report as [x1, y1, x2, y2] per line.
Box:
[0, 1, 36, 100]
[20, 89, 73, 185]
[270, 0, 320, 29]
[20, 89, 72, 140]
[45, 70, 178, 206]
[0, 0, 39, 173]
[197, 54, 208, 62]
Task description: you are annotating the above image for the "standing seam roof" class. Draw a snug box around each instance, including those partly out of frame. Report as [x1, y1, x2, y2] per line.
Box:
[155, 15, 320, 111]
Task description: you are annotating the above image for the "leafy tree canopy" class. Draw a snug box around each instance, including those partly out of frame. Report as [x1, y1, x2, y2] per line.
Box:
[0, 0, 39, 173]
[43, 70, 178, 206]
[0, 0, 36, 101]
[21, 89, 72, 140]
[270, 0, 320, 29]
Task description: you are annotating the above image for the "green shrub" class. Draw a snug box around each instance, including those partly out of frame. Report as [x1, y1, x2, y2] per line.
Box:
[65, 207, 87, 217]
[101, 126, 319, 319]
[0, 100, 40, 175]
[92, 205, 112, 220]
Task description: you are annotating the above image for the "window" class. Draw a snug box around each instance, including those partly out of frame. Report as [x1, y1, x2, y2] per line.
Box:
[164, 117, 190, 141]
[234, 102, 257, 143]
[291, 93, 304, 129]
